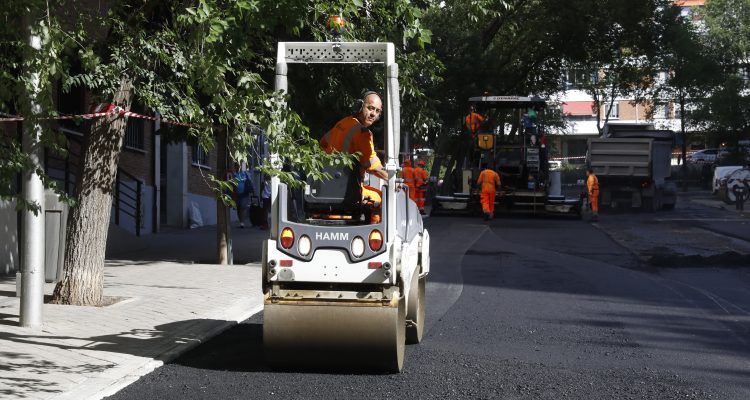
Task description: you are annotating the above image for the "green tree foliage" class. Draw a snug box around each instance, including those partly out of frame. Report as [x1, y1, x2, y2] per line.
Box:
[699, 0, 750, 148]
[560, 0, 660, 134]
[644, 3, 720, 183]
[1, 1, 74, 210]
[704, 0, 750, 67]
[2, 0, 437, 199]
[2, 0, 436, 305]
[423, 0, 661, 138]
[275, 0, 443, 152]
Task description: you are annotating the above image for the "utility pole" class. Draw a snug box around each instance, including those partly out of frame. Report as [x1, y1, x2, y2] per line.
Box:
[20, 28, 46, 329]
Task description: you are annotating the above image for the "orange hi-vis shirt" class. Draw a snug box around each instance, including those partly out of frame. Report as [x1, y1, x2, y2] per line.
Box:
[320, 116, 382, 174]
[477, 168, 501, 193]
[401, 166, 416, 185]
[587, 174, 599, 195]
[465, 112, 485, 134]
[415, 167, 427, 187]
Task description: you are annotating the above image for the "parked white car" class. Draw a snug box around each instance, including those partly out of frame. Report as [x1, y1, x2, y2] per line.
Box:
[713, 166, 742, 194]
[687, 148, 719, 163]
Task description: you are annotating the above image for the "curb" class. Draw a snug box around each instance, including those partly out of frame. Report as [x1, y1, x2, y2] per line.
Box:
[64, 303, 263, 400]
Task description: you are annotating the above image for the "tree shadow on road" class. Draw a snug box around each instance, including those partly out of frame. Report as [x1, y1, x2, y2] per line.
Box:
[0, 317, 252, 398]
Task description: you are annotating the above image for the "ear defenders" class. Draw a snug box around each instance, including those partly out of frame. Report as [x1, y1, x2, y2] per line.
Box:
[352, 90, 382, 122]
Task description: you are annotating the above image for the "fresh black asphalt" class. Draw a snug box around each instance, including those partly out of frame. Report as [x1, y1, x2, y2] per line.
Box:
[107, 210, 750, 400]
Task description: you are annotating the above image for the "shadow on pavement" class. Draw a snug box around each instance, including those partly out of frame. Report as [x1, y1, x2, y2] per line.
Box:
[0, 317, 249, 398]
[105, 224, 267, 264]
[170, 314, 403, 375]
[172, 319, 269, 373]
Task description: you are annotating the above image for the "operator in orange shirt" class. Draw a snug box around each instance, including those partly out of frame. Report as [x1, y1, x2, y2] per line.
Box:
[320, 91, 388, 223]
[586, 168, 600, 222]
[476, 163, 501, 221]
[415, 160, 428, 214]
[465, 104, 485, 138]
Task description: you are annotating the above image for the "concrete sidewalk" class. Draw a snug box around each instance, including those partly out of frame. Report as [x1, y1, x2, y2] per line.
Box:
[0, 223, 267, 400]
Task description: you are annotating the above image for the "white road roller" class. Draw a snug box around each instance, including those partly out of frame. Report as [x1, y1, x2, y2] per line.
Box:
[262, 41, 430, 372]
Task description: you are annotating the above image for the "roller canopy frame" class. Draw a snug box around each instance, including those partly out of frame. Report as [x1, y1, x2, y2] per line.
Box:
[271, 42, 400, 246]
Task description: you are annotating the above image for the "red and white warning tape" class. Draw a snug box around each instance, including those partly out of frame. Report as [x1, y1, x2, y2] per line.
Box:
[0, 106, 193, 127]
[551, 152, 695, 162]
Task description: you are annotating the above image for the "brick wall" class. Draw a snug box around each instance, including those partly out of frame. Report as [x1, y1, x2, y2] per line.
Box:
[618, 101, 638, 120]
[188, 142, 218, 198]
[119, 120, 154, 185]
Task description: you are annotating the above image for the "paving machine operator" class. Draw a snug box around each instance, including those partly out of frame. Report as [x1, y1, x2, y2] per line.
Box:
[320, 91, 388, 223]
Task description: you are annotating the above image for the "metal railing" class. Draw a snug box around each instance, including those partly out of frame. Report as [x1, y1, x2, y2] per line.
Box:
[114, 168, 143, 236]
[43, 134, 79, 196]
[43, 131, 145, 236]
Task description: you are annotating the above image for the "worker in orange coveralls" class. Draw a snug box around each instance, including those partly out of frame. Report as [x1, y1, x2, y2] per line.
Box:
[400, 159, 418, 203]
[476, 163, 501, 221]
[586, 167, 600, 222]
[320, 91, 388, 223]
[415, 160, 428, 214]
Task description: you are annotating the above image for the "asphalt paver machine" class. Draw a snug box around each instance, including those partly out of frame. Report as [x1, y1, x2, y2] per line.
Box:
[433, 95, 581, 216]
[262, 42, 430, 372]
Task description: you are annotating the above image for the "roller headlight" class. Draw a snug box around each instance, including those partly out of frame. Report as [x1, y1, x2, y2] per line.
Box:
[298, 235, 311, 256]
[351, 236, 365, 258]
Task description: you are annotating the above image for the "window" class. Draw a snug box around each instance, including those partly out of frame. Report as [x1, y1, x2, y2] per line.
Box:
[56, 79, 85, 133]
[564, 69, 595, 89]
[655, 71, 669, 85]
[123, 118, 144, 150]
[192, 145, 210, 168]
[546, 106, 562, 120]
[653, 103, 668, 119]
[604, 102, 619, 119]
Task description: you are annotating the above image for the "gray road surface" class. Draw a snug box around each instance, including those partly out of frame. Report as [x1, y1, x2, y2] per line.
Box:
[107, 201, 750, 400]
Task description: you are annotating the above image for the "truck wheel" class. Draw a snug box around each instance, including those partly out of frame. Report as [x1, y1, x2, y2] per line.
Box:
[719, 186, 732, 204]
[406, 271, 425, 344]
[642, 196, 656, 212]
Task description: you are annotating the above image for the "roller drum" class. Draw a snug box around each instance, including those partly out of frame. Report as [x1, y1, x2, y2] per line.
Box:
[264, 296, 405, 372]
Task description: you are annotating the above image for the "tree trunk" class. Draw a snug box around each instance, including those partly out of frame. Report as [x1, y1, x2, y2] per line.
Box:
[51, 78, 133, 306]
[216, 127, 230, 264]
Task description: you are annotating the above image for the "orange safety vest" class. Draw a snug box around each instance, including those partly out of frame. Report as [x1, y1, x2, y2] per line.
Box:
[320, 116, 382, 174]
[415, 167, 427, 187]
[465, 112, 485, 134]
[401, 166, 416, 185]
[477, 168, 501, 193]
[587, 174, 599, 195]
[401, 164, 419, 200]
[320, 116, 383, 223]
